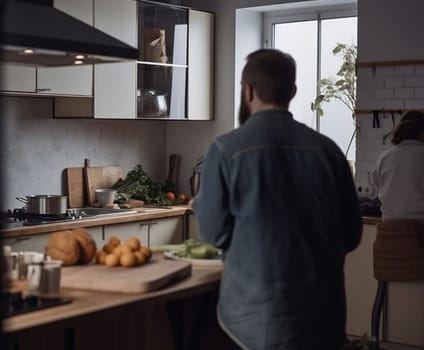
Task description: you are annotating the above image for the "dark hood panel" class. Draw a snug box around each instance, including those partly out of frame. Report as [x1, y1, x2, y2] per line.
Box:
[1, 0, 138, 66]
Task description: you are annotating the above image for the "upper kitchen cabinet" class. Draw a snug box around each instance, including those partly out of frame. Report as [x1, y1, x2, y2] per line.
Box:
[93, 0, 138, 118]
[0, 0, 94, 97]
[137, 1, 214, 120]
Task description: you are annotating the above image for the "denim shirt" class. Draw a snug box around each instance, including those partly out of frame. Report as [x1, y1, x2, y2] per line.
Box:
[193, 110, 362, 350]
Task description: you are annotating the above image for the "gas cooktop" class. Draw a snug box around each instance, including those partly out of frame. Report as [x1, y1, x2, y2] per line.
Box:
[1, 207, 138, 228]
[2, 290, 72, 317]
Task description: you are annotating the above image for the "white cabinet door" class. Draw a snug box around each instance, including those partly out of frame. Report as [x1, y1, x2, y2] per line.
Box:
[37, 65, 93, 96]
[94, 0, 137, 119]
[94, 61, 137, 118]
[187, 10, 214, 120]
[0, 64, 36, 93]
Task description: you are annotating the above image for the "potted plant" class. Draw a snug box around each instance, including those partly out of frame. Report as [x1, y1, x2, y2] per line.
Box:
[311, 42, 357, 118]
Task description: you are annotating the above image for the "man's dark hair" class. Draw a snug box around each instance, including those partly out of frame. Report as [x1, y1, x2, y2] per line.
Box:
[391, 110, 424, 145]
[241, 49, 296, 105]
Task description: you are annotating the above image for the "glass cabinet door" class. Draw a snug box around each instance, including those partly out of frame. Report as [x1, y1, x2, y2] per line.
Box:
[137, 1, 189, 119]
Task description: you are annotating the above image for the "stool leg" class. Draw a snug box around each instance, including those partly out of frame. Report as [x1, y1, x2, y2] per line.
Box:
[371, 280, 387, 350]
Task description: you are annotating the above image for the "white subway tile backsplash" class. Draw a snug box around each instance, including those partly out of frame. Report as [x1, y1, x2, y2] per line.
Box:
[375, 88, 394, 100]
[355, 98, 383, 110]
[395, 87, 414, 99]
[416, 88, 424, 98]
[355, 63, 423, 184]
[358, 76, 385, 89]
[394, 65, 414, 76]
[414, 65, 424, 75]
[384, 99, 404, 109]
[356, 137, 375, 149]
[356, 148, 368, 161]
[385, 77, 404, 88]
[356, 88, 376, 101]
[357, 67, 375, 78]
[405, 76, 424, 87]
[376, 65, 394, 77]
[404, 98, 424, 109]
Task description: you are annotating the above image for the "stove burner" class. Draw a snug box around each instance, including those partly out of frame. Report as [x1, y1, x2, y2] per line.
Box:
[3, 208, 84, 226]
[3, 291, 72, 317]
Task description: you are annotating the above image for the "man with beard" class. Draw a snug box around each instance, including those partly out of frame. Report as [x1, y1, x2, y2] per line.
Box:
[191, 49, 362, 350]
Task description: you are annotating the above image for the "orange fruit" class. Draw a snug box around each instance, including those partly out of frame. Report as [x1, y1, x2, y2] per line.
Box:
[140, 245, 152, 261]
[166, 192, 175, 201]
[120, 252, 137, 267]
[178, 193, 187, 202]
[126, 237, 141, 251]
[105, 254, 119, 267]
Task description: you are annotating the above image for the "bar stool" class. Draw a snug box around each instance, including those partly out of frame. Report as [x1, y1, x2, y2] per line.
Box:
[371, 219, 424, 350]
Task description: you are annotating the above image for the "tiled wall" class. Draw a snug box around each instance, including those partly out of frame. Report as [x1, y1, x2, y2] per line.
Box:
[354, 63, 424, 196]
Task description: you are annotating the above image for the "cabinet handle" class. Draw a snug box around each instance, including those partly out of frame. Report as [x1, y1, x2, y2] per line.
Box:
[37, 88, 51, 92]
[139, 222, 150, 228]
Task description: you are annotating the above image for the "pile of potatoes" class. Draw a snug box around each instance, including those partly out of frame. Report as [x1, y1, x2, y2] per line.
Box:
[95, 236, 152, 268]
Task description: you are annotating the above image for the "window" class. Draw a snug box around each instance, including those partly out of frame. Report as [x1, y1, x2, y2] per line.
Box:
[264, 7, 357, 160]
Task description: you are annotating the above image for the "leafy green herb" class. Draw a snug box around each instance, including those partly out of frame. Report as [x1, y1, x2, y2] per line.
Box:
[112, 165, 176, 205]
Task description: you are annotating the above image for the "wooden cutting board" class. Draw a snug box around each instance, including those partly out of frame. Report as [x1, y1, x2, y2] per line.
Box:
[65, 167, 85, 208]
[60, 257, 192, 293]
[84, 166, 123, 206]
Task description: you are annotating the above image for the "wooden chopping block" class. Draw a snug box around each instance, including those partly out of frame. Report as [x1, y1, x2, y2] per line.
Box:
[60, 257, 192, 293]
[84, 163, 123, 206]
[65, 167, 85, 208]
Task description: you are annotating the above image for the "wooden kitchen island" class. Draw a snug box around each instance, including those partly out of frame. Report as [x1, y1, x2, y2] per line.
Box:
[2, 256, 235, 350]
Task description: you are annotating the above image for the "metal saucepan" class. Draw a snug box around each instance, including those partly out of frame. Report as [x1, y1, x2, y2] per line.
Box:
[16, 195, 68, 215]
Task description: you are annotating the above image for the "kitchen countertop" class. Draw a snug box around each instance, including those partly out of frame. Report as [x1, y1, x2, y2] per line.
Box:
[1, 205, 190, 239]
[3, 253, 222, 333]
[1, 206, 380, 239]
[362, 216, 382, 225]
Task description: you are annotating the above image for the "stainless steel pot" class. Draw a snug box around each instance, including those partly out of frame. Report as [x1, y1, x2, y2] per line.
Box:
[16, 195, 68, 215]
[137, 89, 168, 117]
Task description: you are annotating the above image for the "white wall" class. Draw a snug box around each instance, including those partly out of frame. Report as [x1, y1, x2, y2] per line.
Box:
[0, 96, 166, 211]
[357, 0, 424, 63]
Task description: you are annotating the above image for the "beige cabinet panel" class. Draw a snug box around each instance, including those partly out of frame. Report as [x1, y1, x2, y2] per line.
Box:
[0, 64, 36, 93]
[187, 10, 214, 120]
[344, 224, 378, 337]
[103, 221, 149, 246]
[386, 281, 424, 347]
[148, 217, 182, 246]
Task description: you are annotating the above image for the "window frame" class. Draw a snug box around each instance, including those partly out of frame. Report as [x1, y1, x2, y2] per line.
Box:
[263, 4, 357, 131]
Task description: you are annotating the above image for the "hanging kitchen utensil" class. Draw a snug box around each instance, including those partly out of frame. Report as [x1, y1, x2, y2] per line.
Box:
[189, 156, 203, 197]
[372, 110, 380, 128]
[166, 154, 181, 194]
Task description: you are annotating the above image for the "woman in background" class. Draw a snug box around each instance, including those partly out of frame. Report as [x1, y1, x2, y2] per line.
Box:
[370, 110, 424, 349]
[371, 110, 424, 223]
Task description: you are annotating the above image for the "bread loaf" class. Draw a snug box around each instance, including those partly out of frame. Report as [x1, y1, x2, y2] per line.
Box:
[46, 231, 80, 266]
[71, 228, 97, 264]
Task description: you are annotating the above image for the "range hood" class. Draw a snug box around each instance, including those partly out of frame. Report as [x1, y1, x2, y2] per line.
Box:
[0, 0, 138, 67]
